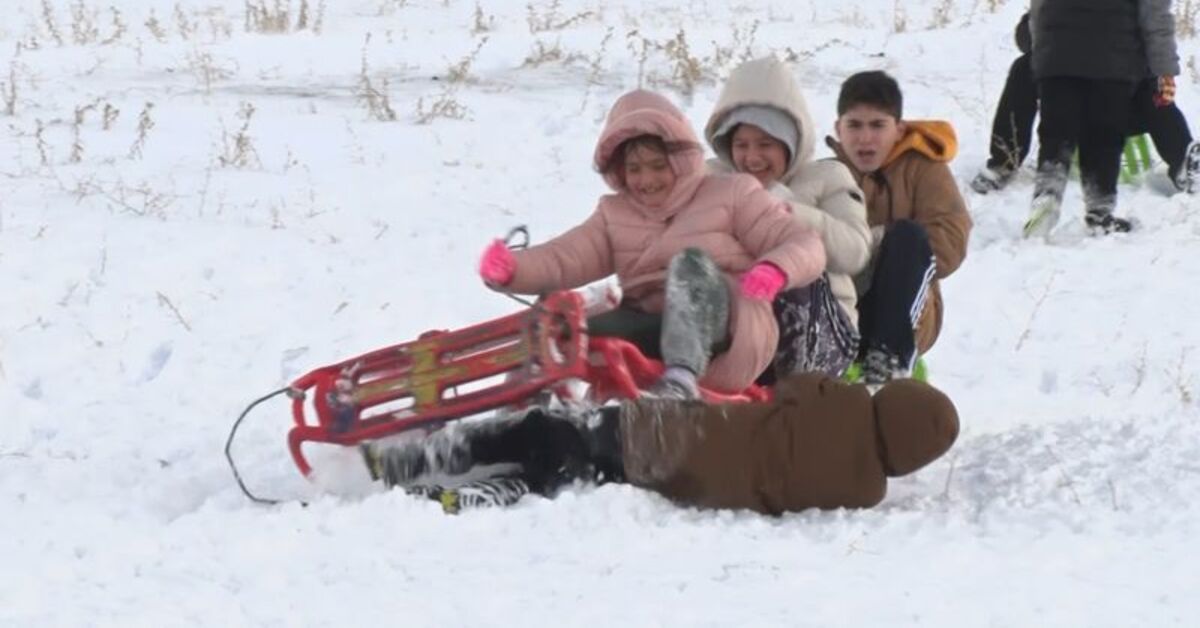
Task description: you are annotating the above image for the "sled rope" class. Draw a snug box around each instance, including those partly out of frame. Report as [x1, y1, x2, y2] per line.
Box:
[226, 386, 296, 506]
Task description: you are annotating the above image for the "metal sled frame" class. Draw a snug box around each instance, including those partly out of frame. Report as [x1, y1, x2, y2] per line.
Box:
[280, 290, 767, 477]
[285, 291, 589, 476]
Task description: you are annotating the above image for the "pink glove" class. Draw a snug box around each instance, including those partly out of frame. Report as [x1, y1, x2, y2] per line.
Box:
[739, 262, 787, 301]
[478, 239, 516, 286]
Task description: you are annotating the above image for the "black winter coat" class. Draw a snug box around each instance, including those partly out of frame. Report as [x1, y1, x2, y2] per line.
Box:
[1030, 0, 1178, 81]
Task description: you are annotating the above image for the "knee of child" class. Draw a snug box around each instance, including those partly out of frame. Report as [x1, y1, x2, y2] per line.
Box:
[883, 218, 928, 244]
[670, 247, 717, 275]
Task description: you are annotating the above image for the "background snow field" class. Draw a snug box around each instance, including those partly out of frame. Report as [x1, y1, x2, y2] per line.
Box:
[2, 0, 1198, 625]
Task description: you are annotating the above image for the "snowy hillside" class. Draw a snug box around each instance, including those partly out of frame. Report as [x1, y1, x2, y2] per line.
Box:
[3, 0, 1198, 625]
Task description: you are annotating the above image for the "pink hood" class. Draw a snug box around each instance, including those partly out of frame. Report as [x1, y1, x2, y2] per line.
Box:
[593, 90, 706, 220]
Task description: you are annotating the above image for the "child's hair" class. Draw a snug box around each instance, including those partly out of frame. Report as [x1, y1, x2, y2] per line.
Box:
[601, 134, 701, 176]
[837, 71, 903, 120]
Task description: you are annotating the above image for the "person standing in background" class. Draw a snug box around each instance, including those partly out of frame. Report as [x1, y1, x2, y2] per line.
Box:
[1023, 0, 1180, 237]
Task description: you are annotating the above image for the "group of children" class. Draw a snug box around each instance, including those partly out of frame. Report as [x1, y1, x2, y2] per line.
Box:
[481, 59, 971, 399]
[358, 57, 974, 512]
[360, 3, 1192, 513]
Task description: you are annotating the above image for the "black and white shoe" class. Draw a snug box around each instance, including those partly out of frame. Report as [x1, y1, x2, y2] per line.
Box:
[1084, 211, 1134, 235]
[407, 477, 532, 514]
[1175, 140, 1200, 193]
[861, 347, 909, 387]
[970, 167, 1014, 194]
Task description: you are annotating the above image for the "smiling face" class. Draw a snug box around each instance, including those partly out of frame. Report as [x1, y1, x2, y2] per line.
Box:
[835, 104, 906, 173]
[730, 124, 790, 186]
[621, 143, 677, 209]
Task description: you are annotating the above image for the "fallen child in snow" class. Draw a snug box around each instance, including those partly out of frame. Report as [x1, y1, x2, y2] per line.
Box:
[360, 373, 959, 515]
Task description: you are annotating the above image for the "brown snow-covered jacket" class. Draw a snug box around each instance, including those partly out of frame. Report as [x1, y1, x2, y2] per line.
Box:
[501, 90, 826, 392]
[827, 121, 972, 353]
[705, 57, 871, 327]
[618, 373, 959, 514]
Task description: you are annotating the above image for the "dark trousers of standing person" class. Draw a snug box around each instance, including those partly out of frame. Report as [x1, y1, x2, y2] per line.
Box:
[1035, 77, 1137, 216]
[1129, 78, 1195, 183]
[856, 220, 935, 370]
[986, 55, 1039, 175]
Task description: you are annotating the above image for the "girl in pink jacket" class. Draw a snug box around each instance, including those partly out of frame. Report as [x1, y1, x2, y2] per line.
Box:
[479, 90, 826, 396]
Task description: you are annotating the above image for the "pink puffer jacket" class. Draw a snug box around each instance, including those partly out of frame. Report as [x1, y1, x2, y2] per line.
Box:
[502, 90, 826, 392]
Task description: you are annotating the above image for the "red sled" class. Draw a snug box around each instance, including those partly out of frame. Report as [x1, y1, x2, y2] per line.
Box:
[226, 290, 767, 502]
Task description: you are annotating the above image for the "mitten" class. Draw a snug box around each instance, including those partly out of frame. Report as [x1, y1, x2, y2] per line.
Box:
[1154, 76, 1176, 108]
[739, 262, 787, 301]
[479, 239, 516, 286]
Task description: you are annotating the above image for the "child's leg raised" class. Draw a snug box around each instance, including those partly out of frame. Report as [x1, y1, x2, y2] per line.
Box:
[650, 248, 731, 398]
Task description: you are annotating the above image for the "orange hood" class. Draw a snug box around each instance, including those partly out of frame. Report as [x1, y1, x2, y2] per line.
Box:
[883, 119, 957, 167]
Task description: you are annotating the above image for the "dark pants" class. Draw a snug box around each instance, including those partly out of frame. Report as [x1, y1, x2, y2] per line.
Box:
[411, 408, 621, 500]
[856, 220, 935, 368]
[1129, 79, 1195, 181]
[986, 55, 1038, 173]
[988, 58, 1191, 179]
[587, 307, 664, 360]
[460, 409, 617, 493]
[1036, 77, 1137, 212]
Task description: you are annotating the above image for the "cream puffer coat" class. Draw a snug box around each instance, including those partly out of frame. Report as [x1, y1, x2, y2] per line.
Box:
[705, 57, 871, 328]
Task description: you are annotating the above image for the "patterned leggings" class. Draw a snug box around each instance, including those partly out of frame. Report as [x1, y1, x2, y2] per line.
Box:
[760, 274, 859, 385]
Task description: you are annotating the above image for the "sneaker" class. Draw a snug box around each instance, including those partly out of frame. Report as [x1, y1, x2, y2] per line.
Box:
[860, 347, 909, 386]
[970, 167, 1013, 194]
[407, 477, 532, 514]
[1084, 211, 1134, 235]
[1023, 192, 1062, 238]
[642, 367, 700, 400]
[842, 360, 864, 383]
[1175, 140, 1200, 193]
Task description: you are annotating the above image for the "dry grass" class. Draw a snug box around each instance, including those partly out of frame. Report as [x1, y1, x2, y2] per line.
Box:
[929, 0, 954, 30]
[244, 0, 325, 34]
[127, 103, 155, 160]
[356, 34, 397, 121]
[526, 0, 596, 34]
[414, 89, 469, 124]
[1178, 0, 1200, 39]
[218, 102, 262, 168]
[445, 36, 489, 84]
[2, 60, 17, 116]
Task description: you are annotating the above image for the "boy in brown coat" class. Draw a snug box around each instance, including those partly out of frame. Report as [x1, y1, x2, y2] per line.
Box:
[827, 71, 972, 386]
[360, 374, 960, 515]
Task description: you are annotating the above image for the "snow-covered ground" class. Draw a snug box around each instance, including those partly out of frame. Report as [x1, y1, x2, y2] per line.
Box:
[3, 0, 1199, 624]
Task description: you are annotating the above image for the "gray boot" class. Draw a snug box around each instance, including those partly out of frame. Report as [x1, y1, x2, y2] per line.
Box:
[659, 248, 731, 377]
[1025, 159, 1068, 238]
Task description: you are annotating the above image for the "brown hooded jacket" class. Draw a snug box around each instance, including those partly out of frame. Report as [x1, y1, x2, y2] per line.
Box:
[617, 373, 959, 514]
[827, 121, 972, 353]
